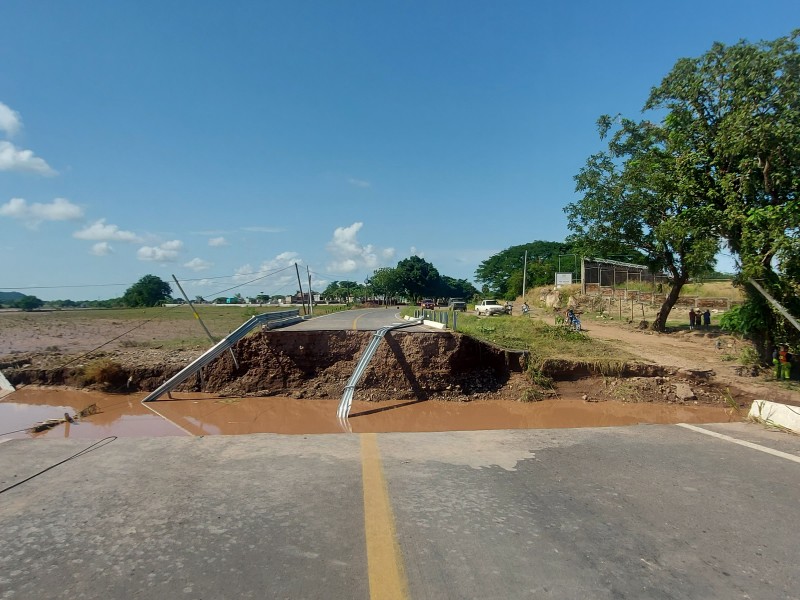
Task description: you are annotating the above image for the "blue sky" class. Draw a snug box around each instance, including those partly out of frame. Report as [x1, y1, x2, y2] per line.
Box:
[1, 1, 796, 301]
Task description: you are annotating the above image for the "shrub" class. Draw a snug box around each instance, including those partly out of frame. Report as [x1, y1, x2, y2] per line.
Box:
[79, 359, 129, 390]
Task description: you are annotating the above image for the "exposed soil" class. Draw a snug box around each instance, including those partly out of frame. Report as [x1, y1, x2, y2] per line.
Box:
[547, 309, 800, 407]
[2, 308, 798, 409]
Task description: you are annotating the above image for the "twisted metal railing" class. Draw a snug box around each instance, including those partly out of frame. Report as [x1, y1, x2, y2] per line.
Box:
[337, 319, 422, 431]
[142, 310, 301, 403]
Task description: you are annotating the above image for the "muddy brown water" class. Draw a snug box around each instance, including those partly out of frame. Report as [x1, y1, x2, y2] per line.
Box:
[0, 387, 737, 439]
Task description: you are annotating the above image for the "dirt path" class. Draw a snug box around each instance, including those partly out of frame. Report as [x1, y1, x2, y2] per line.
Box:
[531, 306, 800, 407]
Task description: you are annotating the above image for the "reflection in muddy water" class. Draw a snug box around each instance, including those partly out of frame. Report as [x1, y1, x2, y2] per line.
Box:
[0, 387, 737, 439]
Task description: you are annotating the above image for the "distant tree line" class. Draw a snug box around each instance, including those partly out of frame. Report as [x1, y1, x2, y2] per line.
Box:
[323, 256, 478, 304]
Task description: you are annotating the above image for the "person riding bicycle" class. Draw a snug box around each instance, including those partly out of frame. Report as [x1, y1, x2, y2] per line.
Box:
[566, 308, 581, 331]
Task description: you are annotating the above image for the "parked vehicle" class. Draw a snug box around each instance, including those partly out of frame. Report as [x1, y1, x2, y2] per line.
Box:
[475, 299, 506, 316]
[420, 298, 435, 310]
[447, 297, 467, 311]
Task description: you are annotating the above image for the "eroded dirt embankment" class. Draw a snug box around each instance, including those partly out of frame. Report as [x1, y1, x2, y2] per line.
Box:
[5, 331, 526, 400]
[187, 330, 530, 400]
[4, 330, 745, 406]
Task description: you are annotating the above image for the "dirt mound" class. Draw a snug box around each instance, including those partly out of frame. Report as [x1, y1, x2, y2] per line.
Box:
[5, 331, 531, 401]
[5, 327, 755, 409]
[202, 330, 527, 400]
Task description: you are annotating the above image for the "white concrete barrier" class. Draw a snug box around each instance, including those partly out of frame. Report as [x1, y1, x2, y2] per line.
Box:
[748, 400, 800, 433]
[0, 369, 14, 399]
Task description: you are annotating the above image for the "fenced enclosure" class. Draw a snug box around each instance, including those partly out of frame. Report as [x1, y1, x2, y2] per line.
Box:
[581, 257, 669, 295]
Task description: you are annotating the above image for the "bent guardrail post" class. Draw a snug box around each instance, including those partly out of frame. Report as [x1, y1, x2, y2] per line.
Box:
[336, 319, 422, 429]
[142, 310, 300, 403]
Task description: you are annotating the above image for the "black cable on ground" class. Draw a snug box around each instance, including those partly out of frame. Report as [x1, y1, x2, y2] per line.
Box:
[0, 426, 35, 437]
[0, 436, 117, 495]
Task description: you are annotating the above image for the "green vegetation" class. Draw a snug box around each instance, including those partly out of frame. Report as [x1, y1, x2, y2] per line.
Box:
[78, 358, 128, 390]
[456, 313, 633, 366]
[15, 295, 44, 311]
[122, 274, 173, 307]
[474, 241, 576, 300]
[567, 30, 800, 347]
[324, 256, 477, 304]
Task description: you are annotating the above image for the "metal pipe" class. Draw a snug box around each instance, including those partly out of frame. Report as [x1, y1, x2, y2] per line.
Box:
[172, 274, 239, 370]
[748, 278, 800, 333]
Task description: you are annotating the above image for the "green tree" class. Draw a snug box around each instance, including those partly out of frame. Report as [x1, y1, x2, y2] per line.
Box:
[322, 280, 363, 303]
[122, 275, 172, 307]
[16, 295, 44, 311]
[440, 276, 479, 301]
[475, 241, 570, 298]
[642, 31, 800, 350]
[395, 256, 441, 301]
[567, 117, 718, 331]
[367, 267, 403, 304]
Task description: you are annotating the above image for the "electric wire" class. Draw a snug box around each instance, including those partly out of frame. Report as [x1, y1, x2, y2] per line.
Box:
[1, 264, 302, 293]
[2, 264, 300, 406]
[0, 436, 117, 495]
[0, 426, 35, 437]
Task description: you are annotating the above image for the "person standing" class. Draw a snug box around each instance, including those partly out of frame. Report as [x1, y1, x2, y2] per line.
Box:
[689, 308, 696, 330]
[703, 309, 711, 329]
[773, 347, 781, 379]
[778, 345, 793, 380]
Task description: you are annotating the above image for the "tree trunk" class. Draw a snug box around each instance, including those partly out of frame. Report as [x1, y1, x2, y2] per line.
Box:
[651, 275, 687, 332]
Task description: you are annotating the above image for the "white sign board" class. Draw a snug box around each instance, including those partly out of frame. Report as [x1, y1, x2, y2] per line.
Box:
[555, 272, 573, 288]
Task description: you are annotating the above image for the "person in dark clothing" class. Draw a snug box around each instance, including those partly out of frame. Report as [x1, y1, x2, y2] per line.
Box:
[703, 309, 711, 329]
[688, 309, 696, 330]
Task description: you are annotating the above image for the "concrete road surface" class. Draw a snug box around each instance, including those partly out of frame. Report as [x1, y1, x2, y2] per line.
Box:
[287, 308, 432, 332]
[1, 423, 799, 599]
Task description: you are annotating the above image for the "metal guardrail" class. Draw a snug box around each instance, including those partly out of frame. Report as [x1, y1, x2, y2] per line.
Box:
[413, 309, 457, 329]
[337, 319, 422, 430]
[141, 310, 301, 403]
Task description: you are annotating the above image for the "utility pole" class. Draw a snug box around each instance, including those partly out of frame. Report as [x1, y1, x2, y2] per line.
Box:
[171, 274, 239, 369]
[522, 250, 528, 301]
[306, 266, 313, 316]
[295, 263, 307, 315]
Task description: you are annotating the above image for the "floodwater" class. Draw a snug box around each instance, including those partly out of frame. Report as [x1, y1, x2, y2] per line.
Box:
[0, 387, 737, 439]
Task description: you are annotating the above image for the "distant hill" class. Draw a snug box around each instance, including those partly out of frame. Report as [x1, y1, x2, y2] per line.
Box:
[0, 291, 25, 303]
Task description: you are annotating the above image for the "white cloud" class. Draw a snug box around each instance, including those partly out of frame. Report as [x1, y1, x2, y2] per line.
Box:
[74, 219, 142, 242]
[0, 102, 22, 137]
[90, 242, 113, 256]
[233, 251, 301, 282]
[208, 236, 228, 247]
[230, 253, 303, 297]
[326, 222, 394, 273]
[329, 258, 359, 272]
[0, 140, 56, 176]
[0, 197, 83, 227]
[348, 177, 371, 188]
[137, 240, 183, 262]
[160, 239, 182, 251]
[184, 257, 213, 271]
[410, 246, 425, 258]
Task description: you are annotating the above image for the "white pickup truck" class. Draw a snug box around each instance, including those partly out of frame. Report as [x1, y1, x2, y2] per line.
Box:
[475, 299, 506, 316]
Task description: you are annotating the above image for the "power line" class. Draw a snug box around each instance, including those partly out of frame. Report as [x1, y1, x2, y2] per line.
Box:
[0, 265, 312, 293]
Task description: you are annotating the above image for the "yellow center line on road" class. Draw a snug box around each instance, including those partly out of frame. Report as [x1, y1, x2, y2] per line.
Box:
[352, 312, 367, 330]
[360, 433, 409, 600]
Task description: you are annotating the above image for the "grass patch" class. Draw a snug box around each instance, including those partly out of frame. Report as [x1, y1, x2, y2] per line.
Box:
[609, 381, 643, 402]
[457, 313, 636, 371]
[77, 358, 129, 390]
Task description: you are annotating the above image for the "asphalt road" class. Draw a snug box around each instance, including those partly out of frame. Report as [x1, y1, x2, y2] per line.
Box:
[1, 423, 798, 599]
[287, 307, 434, 332]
